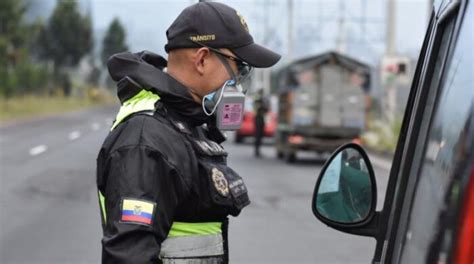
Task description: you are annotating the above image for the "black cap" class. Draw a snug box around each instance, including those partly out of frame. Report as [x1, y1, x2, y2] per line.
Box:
[165, 2, 281, 68]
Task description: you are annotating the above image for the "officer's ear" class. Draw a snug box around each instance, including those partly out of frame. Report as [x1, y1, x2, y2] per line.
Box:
[193, 47, 211, 75]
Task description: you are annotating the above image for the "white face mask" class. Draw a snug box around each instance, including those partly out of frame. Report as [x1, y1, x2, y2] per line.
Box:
[201, 49, 253, 130]
[202, 79, 246, 130]
[202, 80, 228, 116]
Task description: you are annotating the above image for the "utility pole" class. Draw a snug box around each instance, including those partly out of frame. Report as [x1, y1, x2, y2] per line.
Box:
[262, 0, 272, 95]
[384, 0, 397, 123]
[386, 0, 396, 56]
[361, 0, 367, 39]
[287, 0, 293, 64]
[336, 0, 346, 53]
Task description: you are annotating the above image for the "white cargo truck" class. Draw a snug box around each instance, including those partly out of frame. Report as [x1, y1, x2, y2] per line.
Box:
[275, 52, 371, 163]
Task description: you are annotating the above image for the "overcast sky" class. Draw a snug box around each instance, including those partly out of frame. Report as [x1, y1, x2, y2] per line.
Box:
[32, 0, 431, 67]
[91, 0, 430, 66]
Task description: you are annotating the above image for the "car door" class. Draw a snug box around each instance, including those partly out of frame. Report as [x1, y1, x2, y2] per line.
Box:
[378, 0, 473, 263]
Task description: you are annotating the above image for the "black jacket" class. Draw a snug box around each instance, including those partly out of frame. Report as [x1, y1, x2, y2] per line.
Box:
[96, 51, 249, 263]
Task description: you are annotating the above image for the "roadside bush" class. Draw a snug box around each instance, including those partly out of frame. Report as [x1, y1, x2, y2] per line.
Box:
[86, 86, 115, 104]
[362, 116, 403, 154]
[0, 62, 50, 97]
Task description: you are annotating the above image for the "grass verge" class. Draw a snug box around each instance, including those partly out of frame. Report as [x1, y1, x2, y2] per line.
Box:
[0, 89, 116, 123]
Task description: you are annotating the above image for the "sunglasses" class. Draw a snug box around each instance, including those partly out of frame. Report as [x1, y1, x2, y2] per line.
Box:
[191, 40, 253, 85]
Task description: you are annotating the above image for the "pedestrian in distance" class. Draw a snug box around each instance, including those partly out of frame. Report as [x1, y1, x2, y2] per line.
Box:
[254, 89, 269, 157]
[96, 2, 280, 264]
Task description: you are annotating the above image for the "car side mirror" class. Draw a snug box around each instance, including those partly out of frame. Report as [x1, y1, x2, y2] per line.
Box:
[312, 143, 377, 226]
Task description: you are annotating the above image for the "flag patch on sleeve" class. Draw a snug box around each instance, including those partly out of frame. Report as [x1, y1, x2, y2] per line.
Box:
[121, 198, 155, 225]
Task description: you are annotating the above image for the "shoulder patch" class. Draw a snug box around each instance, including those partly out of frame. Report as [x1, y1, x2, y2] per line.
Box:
[120, 198, 156, 225]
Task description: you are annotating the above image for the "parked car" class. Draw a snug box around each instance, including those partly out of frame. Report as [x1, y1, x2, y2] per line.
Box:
[234, 97, 277, 143]
[311, 1, 474, 263]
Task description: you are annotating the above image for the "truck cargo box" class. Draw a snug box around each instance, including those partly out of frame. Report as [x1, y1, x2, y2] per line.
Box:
[275, 51, 371, 162]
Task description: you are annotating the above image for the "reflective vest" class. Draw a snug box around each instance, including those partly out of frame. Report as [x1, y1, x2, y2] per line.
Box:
[99, 89, 225, 261]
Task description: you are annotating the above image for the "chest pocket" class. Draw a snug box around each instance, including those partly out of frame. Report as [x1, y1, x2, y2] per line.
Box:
[190, 137, 250, 217]
[200, 159, 250, 216]
[165, 116, 250, 218]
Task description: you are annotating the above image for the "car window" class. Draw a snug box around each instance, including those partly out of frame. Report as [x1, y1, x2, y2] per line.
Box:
[398, 4, 473, 263]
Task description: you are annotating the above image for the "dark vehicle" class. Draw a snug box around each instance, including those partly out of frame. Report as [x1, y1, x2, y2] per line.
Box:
[275, 51, 371, 163]
[311, 0, 474, 263]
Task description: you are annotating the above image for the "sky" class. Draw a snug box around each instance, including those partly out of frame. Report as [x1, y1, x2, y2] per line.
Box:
[29, 0, 431, 67]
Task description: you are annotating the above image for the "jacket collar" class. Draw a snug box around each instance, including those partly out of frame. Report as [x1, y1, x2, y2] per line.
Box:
[107, 51, 212, 126]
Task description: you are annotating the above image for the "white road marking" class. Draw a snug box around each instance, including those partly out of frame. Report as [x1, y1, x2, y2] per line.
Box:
[68, 131, 81, 140]
[29, 145, 48, 156]
[91, 122, 101, 131]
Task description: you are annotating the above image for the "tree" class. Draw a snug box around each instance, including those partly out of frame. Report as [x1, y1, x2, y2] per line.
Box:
[0, 0, 26, 96]
[38, 0, 92, 95]
[101, 18, 128, 66]
[0, 0, 28, 66]
[0, 0, 49, 97]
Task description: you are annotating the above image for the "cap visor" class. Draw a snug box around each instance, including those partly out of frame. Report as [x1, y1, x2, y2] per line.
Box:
[232, 43, 281, 68]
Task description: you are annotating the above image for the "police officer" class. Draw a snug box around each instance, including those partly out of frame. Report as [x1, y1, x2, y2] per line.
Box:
[96, 2, 280, 264]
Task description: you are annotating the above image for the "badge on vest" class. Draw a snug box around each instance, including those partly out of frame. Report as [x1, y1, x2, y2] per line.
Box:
[212, 168, 229, 197]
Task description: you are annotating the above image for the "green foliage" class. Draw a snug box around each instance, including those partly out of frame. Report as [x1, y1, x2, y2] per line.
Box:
[38, 0, 92, 68]
[0, 61, 50, 97]
[0, 0, 50, 97]
[101, 18, 128, 66]
[0, 0, 28, 62]
[34, 0, 93, 97]
[362, 116, 404, 154]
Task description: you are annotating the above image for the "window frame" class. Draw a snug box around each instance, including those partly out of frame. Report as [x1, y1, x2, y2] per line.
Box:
[371, 0, 468, 262]
[391, 9, 459, 263]
[371, 9, 437, 262]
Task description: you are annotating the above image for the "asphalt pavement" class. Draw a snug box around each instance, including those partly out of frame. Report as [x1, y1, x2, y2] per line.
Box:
[0, 106, 391, 264]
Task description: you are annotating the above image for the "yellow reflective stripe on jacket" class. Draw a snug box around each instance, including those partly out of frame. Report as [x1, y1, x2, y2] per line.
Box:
[111, 89, 160, 131]
[168, 222, 222, 237]
[98, 190, 107, 223]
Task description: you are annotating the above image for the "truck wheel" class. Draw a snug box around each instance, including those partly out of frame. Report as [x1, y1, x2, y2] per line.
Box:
[285, 151, 296, 163]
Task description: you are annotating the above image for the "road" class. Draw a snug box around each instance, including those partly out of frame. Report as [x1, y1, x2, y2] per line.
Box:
[0, 106, 391, 264]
